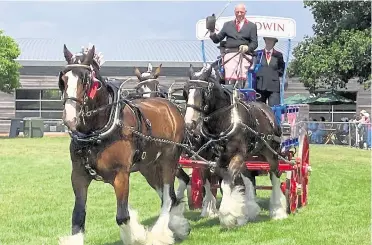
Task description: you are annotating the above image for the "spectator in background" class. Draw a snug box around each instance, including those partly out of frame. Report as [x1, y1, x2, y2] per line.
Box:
[342, 118, 349, 134]
[336, 117, 350, 145]
[357, 110, 371, 148]
[309, 118, 318, 143]
[312, 116, 326, 144]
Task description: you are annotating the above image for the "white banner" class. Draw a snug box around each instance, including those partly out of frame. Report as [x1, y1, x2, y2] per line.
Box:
[196, 15, 296, 41]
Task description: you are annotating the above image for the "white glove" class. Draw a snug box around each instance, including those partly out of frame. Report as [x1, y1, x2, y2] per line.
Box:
[239, 45, 249, 53]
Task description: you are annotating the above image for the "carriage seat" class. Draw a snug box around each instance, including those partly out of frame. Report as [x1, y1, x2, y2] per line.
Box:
[106, 78, 124, 91]
[221, 84, 257, 103]
[102, 78, 125, 103]
[105, 78, 138, 100]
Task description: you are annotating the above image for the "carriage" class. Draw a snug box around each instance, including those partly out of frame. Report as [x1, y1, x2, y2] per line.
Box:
[176, 15, 311, 215]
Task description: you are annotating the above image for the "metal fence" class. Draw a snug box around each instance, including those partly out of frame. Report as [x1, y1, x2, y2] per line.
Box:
[305, 121, 372, 150]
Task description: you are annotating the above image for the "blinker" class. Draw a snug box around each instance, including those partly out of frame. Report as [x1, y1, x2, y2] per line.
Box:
[87, 71, 101, 99]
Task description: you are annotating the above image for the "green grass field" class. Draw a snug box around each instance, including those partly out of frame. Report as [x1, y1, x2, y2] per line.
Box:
[0, 136, 370, 245]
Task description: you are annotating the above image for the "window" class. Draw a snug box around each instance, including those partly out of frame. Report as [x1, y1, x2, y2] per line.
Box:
[309, 112, 355, 122]
[41, 89, 62, 100]
[15, 89, 40, 100]
[333, 104, 356, 112]
[41, 111, 63, 119]
[14, 88, 65, 120]
[15, 101, 40, 110]
[309, 104, 356, 112]
[41, 101, 63, 111]
[309, 104, 331, 112]
[15, 111, 40, 118]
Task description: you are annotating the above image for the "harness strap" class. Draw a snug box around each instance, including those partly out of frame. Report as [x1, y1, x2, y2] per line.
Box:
[124, 101, 152, 163]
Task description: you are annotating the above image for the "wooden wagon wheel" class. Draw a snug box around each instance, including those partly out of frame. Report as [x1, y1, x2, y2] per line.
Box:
[298, 133, 310, 207]
[284, 166, 299, 214]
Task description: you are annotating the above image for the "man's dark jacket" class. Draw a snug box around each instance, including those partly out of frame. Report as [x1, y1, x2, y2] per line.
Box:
[255, 49, 285, 92]
[210, 20, 258, 52]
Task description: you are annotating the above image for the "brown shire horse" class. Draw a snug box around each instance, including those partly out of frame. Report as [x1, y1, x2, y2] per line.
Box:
[132, 66, 220, 218]
[58, 44, 190, 245]
[183, 64, 288, 228]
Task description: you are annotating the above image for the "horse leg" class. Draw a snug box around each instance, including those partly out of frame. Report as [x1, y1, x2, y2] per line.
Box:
[241, 171, 261, 221]
[217, 154, 248, 228]
[59, 166, 91, 245]
[175, 167, 190, 201]
[114, 170, 147, 245]
[267, 155, 288, 220]
[149, 154, 190, 244]
[200, 171, 218, 218]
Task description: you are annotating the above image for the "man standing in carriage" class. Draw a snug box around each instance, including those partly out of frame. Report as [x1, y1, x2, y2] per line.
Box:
[255, 37, 285, 106]
[206, 3, 258, 88]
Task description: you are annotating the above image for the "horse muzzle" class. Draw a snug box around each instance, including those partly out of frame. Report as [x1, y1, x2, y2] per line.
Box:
[63, 118, 78, 132]
[185, 121, 197, 133]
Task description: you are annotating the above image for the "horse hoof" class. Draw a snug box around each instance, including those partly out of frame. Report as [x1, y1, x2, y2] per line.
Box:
[270, 207, 288, 220]
[58, 233, 84, 245]
[169, 202, 191, 241]
[147, 227, 175, 245]
[169, 215, 190, 241]
[245, 201, 261, 221]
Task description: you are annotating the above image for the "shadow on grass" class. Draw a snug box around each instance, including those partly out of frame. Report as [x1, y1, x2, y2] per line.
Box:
[103, 198, 272, 244]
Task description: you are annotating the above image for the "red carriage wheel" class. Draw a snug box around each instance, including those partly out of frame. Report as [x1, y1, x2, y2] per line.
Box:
[285, 167, 299, 214]
[190, 168, 204, 210]
[298, 133, 310, 207]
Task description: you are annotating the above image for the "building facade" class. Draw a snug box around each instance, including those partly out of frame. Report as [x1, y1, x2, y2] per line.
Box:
[0, 38, 370, 132]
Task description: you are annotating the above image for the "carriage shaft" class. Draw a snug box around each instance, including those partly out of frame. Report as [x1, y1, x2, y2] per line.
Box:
[179, 158, 297, 171]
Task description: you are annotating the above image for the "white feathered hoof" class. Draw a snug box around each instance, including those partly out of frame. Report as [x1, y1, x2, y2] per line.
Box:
[119, 209, 148, 245]
[168, 202, 191, 241]
[245, 201, 261, 221]
[58, 232, 84, 245]
[147, 222, 175, 245]
[200, 180, 218, 218]
[270, 206, 288, 220]
[269, 175, 289, 221]
[200, 194, 218, 218]
[218, 181, 247, 228]
[241, 174, 261, 221]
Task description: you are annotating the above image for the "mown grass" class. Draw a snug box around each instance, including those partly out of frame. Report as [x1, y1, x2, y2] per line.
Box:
[0, 136, 370, 245]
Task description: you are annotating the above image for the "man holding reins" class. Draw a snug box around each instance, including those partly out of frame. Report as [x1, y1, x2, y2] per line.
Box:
[206, 3, 258, 88]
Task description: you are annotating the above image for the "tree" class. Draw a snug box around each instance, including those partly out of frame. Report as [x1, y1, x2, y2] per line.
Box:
[288, 1, 371, 92]
[0, 30, 22, 93]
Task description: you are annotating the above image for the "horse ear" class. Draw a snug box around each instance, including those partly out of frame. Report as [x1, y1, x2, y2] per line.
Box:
[63, 44, 73, 63]
[83, 45, 95, 65]
[134, 67, 142, 80]
[153, 64, 162, 78]
[148, 63, 153, 72]
[206, 65, 213, 77]
[188, 64, 194, 79]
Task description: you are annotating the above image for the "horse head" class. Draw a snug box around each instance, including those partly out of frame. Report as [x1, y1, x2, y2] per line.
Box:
[58, 43, 109, 134]
[134, 63, 163, 98]
[183, 63, 228, 132]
